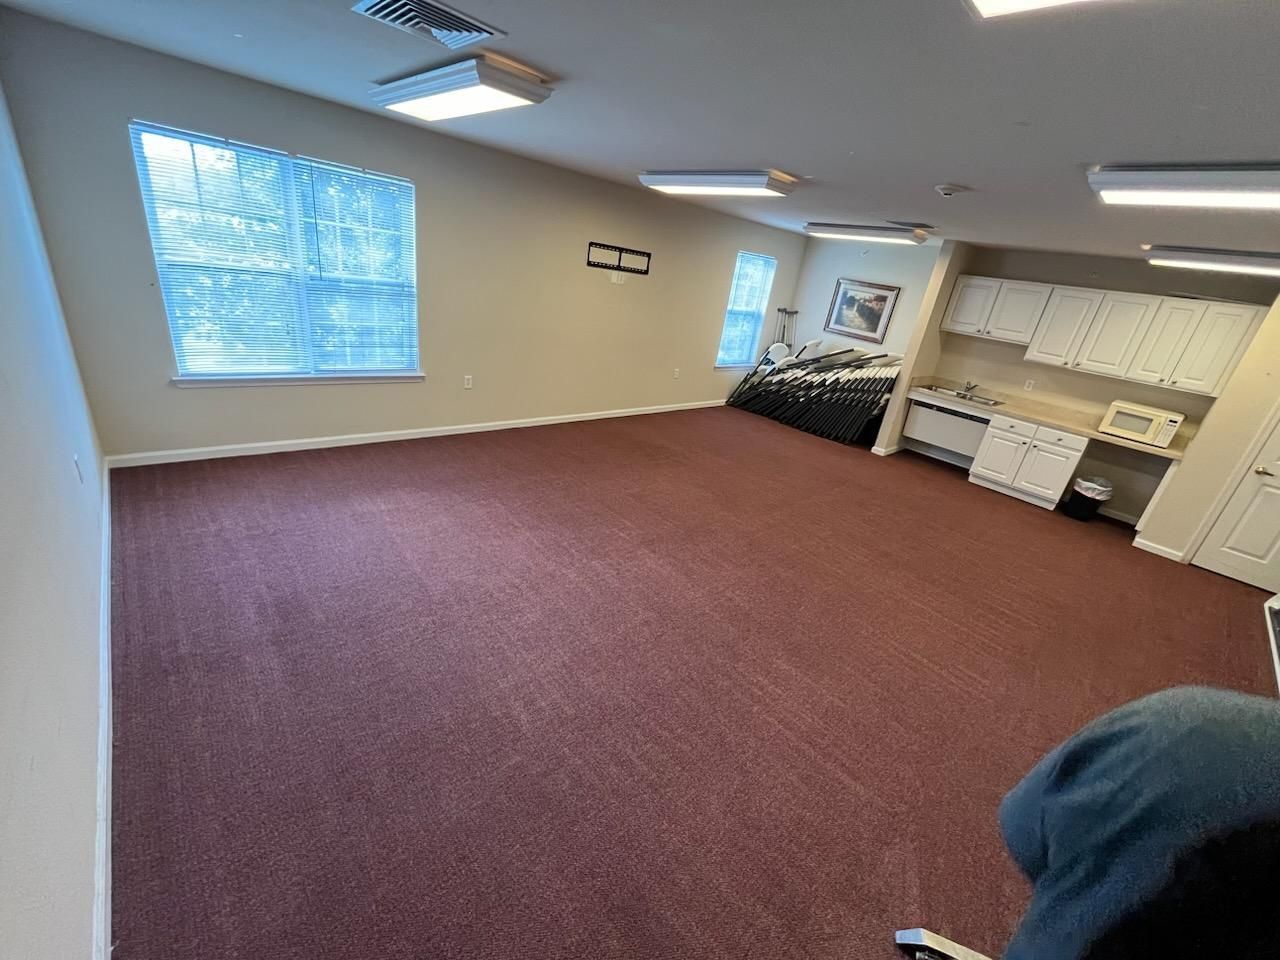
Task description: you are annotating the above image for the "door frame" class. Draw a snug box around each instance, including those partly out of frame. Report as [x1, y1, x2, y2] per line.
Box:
[1186, 395, 1280, 563]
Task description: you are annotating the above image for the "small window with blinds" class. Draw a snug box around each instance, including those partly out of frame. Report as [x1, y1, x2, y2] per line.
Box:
[715, 251, 778, 367]
[128, 121, 419, 381]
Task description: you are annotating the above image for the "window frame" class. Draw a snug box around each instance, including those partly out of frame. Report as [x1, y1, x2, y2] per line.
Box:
[129, 120, 422, 386]
[714, 251, 779, 369]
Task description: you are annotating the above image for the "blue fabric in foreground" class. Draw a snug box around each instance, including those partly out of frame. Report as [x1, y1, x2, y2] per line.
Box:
[999, 686, 1280, 960]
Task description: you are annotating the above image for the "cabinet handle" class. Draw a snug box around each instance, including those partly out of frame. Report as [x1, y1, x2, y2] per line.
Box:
[1159, 378, 1165, 382]
[1073, 361, 1081, 367]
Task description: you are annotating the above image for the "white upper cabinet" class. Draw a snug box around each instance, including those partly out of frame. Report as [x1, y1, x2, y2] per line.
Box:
[941, 276, 1001, 336]
[1024, 287, 1106, 367]
[1169, 303, 1266, 396]
[1125, 298, 1208, 386]
[984, 281, 1053, 344]
[949, 273, 1265, 396]
[1071, 293, 1162, 377]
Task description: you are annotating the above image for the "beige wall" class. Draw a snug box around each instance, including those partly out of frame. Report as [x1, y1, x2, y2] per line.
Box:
[874, 240, 969, 452]
[0, 11, 806, 457]
[0, 77, 106, 960]
[791, 238, 944, 358]
[964, 245, 1280, 306]
[1142, 294, 1280, 557]
[933, 335, 1216, 423]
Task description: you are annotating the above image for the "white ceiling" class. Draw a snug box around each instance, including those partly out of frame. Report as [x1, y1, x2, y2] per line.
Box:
[7, 0, 1280, 259]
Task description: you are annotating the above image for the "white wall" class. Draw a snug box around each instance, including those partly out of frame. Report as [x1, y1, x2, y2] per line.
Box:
[791, 238, 944, 357]
[0, 11, 806, 458]
[1142, 293, 1280, 557]
[0, 76, 107, 960]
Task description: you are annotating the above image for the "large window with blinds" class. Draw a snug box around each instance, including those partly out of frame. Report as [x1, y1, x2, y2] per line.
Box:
[129, 121, 418, 380]
[715, 251, 778, 367]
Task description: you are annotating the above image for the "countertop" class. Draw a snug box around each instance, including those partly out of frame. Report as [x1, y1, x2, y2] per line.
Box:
[908, 378, 1193, 461]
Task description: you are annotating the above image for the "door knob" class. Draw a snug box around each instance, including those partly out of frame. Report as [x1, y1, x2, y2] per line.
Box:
[1257, 466, 1276, 477]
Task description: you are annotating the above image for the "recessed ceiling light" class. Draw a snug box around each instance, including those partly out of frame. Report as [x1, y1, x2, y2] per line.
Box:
[969, 0, 1107, 18]
[1088, 165, 1280, 210]
[637, 170, 798, 197]
[1143, 245, 1280, 278]
[369, 56, 552, 122]
[804, 223, 930, 245]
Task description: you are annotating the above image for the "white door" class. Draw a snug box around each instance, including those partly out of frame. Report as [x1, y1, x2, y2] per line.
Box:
[941, 276, 1001, 336]
[984, 281, 1052, 344]
[1169, 303, 1264, 396]
[1073, 293, 1162, 377]
[1024, 287, 1106, 367]
[1125, 298, 1207, 386]
[1194, 418, 1280, 591]
[971, 428, 1031, 485]
[1012, 440, 1081, 502]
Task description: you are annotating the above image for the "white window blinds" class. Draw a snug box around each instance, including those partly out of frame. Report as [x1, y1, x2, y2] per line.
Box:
[129, 121, 419, 379]
[716, 251, 778, 367]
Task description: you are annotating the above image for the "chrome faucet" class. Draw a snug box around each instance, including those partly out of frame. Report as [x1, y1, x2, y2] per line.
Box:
[962, 381, 980, 394]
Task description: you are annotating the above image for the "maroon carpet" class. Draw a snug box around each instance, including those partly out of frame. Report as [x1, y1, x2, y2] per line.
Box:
[110, 407, 1275, 960]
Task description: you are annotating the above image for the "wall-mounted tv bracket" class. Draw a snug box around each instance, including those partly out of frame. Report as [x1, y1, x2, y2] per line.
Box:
[587, 242, 652, 275]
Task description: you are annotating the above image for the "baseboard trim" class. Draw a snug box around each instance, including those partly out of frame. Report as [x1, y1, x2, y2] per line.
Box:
[1133, 536, 1188, 563]
[1099, 506, 1141, 526]
[106, 400, 727, 468]
[93, 465, 112, 960]
[1266, 597, 1280, 699]
[871, 445, 901, 457]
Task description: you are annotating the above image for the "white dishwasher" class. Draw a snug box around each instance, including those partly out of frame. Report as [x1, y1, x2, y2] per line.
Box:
[903, 400, 991, 458]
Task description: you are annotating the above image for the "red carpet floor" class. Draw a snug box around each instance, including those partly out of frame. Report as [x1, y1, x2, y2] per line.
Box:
[110, 407, 1275, 960]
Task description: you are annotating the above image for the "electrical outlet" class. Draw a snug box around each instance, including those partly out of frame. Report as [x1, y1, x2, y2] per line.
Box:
[463, 375, 473, 390]
[73, 455, 84, 485]
[673, 368, 680, 380]
[1024, 379, 1035, 392]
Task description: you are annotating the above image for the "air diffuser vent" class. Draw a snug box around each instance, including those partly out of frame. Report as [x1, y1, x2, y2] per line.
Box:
[352, 0, 504, 50]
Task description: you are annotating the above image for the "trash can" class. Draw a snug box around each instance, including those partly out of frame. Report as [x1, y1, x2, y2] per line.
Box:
[1063, 476, 1113, 522]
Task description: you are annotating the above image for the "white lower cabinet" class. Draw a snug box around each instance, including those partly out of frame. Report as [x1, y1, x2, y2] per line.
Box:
[970, 416, 1086, 509]
[971, 428, 1032, 485]
[1012, 440, 1081, 500]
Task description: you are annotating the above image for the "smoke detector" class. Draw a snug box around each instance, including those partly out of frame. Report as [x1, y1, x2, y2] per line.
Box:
[935, 184, 973, 198]
[352, 0, 504, 51]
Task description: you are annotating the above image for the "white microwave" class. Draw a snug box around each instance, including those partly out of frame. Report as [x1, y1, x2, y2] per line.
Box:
[1098, 400, 1185, 449]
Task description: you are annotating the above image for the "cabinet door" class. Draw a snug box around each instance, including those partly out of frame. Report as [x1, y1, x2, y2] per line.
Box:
[1125, 298, 1207, 386]
[1024, 287, 1106, 367]
[971, 427, 1031, 485]
[941, 276, 1001, 336]
[985, 281, 1053, 344]
[1170, 303, 1264, 396]
[1012, 440, 1082, 502]
[1072, 293, 1161, 377]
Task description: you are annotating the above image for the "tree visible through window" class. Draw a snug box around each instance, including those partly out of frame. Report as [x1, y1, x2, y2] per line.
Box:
[129, 121, 418, 378]
[715, 251, 777, 367]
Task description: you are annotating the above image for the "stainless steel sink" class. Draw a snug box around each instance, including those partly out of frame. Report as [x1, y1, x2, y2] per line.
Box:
[920, 384, 1004, 407]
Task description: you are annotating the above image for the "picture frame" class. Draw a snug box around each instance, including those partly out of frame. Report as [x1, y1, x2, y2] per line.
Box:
[822, 278, 901, 344]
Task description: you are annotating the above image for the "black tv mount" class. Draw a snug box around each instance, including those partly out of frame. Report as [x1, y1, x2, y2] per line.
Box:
[587, 241, 652, 275]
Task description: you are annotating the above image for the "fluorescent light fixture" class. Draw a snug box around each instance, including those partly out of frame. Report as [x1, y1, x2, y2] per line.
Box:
[638, 170, 798, 197]
[804, 223, 929, 244]
[1143, 245, 1280, 279]
[969, 0, 1106, 17]
[1089, 165, 1280, 210]
[370, 56, 551, 122]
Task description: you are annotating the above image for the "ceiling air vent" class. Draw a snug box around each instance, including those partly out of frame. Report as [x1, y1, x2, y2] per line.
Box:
[352, 0, 504, 51]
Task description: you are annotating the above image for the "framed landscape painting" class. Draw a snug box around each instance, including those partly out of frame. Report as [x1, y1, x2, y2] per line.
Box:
[823, 278, 901, 344]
